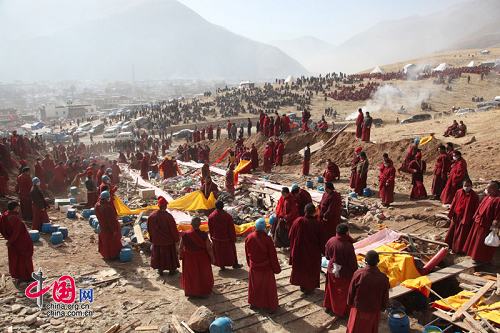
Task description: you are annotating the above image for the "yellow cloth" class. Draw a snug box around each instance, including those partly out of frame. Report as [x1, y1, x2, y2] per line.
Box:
[432, 291, 500, 325]
[114, 196, 158, 216]
[419, 135, 433, 146]
[234, 159, 251, 174]
[401, 276, 432, 297]
[167, 191, 216, 211]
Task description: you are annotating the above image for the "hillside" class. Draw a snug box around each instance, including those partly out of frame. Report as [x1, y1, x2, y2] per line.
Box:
[0, 0, 307, 82]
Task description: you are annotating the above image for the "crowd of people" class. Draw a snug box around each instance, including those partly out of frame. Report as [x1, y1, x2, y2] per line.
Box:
[327, 82, 380, 101]
[443, 120, 467, 138]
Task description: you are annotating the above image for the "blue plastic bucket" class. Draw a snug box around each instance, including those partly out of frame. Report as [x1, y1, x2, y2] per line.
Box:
[51, 224, 60, 233]
[67, 208, 77, 219]
[41, 223, 53, 234]
[422, 326, 442, 333]
[388, 310, 409, 333]
[70, 186, 78, 196]
[58, 227, 69, 239]
[119, 248, 133, 262]
[317, 176, 324, 183]
[50, 231, 64, 245]
[317, 185, 325, 192]
[29, 230, 40, 242]
[349, 192, 358, 199]
[306, 180, 314, 189]
[69, 197, 77, 204]
[363, 187, 373, 197]
[122, 215, 132, 223]
[94, 224, 100, 234]
[82, 209, 92, 219]
[89, 208, 95, 215]
[209, 317, 233, 333]
[269, 214, 276, 226]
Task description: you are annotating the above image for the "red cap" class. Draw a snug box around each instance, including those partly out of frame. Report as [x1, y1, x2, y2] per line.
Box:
[355, 147, 363, 153]
[158, 196, 168, 207]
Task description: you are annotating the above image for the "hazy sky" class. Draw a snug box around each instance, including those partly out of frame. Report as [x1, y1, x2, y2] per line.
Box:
[178, 0, 466, 44]
[1, 0, 466, 44]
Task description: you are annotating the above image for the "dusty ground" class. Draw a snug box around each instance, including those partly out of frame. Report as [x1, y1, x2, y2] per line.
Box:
[1, 49, 500, 332]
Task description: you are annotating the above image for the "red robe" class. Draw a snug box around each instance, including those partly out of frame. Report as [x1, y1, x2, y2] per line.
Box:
[250, 147, 259, 170]
[180, 229, 213, 296]
[245, 231, 281, 311]
[354, 159, 369, 196]
[378, 163, 396, 205]
[17, 173, 33, 220]
[111, 164, 121, 185]
[159, 159, 176, 179]
[147, 209, 180, 271]
[408, 159, 427, 200]
[34, 161, 45, 189]
[30, 186, 49, 231]
[272, 195, 299, 248]
[52, 165, 67, 194]
[324, 234, 358, 317]
[289, 216, 322, 291]
[347, 266, 390, 333]
[349, 155, 360, 189]
[444, 189, 479, 253]
[0, 211, 34, 281]
[263, 146, 273, 172]
[94, 198, 122, 259]
[0, 163, 9, 196]
[400, 145, 418, 173]
[464, 195, 500, 263]
[441, 158, 467, 204]
[319, 190, 342, 245]
[225, 169, 235, 195]
[293, 188, 312, 216]
[140, 156, 150, 180]
[275, 142, 284, 166]
[302, 148, 310, 176]
[431, 152, 451, 197]
[323, 162, 340, 182]
[208, 209, 238, 267]
[361, 118, 372, 142]
[96, 168, 105, 187]
[355, 113, 364, 139]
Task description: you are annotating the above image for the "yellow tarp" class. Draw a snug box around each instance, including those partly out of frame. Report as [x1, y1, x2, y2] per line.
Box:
[234, 159, 251, 174]
[401, 276, 432, 297]
[167, 191, 216, 211]
[419, 135, 433, 146]
[432, 290, 500, 325]
[114, 196, 158, 216]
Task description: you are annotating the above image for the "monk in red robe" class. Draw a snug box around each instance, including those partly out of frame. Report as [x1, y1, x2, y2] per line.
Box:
[291, 184, 312, 216]
[263, 143, 273, 172]
[319, 182, 342, 244]
[0, 162, 9, 196]
[111, 161, 121, 185]
[147, 196, 180, 275]
[275, 139, 284, 166]
[84, 170, 98, 208]
[323, 223, 358, 317]
[202, 177, 219, 199]
[399, 139, 419, 174]
[0, 201, 34, 282]
[378, 154, 396, 207]
[16, 167, 33, 221]
[30, 177, 49, 231]
[323, 159, 340, 182]
[354, 152, 369, 196]
[180, 217, 214, 297]
[445, 180, 479, 254]
[34, 158, 45, 189]
[355, 108, 364, 139]
[41, 154, 55, 186]
[140, 153, 150, 180]
[94, 191, 122, 260]
[441, 151, 468, 204]
[350, 147, 362, 189]
[245, 218, 281, 312]
[347, 251, 390, 333]
[289, 203, 322, 294]
[431, 145, 451, 200]
[250, 144, 259, 170]
[52, 162, 67, 194]
[361, 112, 372, 142]
[95, 165, 105, 187]
[225, 164, 235, 196]
[302, 143, 310, 176]
[272, 187, 299, 248]
[408, 151, 427, 200]
[208, 200, 242, 271]
[464, 181, 500, 263]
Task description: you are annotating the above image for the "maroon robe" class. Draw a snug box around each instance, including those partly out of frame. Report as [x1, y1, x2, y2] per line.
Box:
[378, 162, 395, 205]
[289, 216, 322, 291]
[17, 173, 33, 220]
[431, 152, 451, 198]
[349, 155, 360, 189]
[147, 209, 180, 271]
[323, 234, 358, 317]
[319, 190, 342, 245]
[444, 189, 479, 253]
[0, 211, 34, 281]
[302, 147, 310, 176]
[245, 230, 281, 311]
[208, 209, 238, 267]
[441, 158, 467, 204]
[263, 146, 273, 172]
[464, 195, 500, 263]
[0, 163, 9, 196]
[111, 164, 121, 185]
[293, 189, 312, 216]
[272, 195, 299, 248]
[399, 145, 418, 173]
[354, 159, 369, 196]
[347, 266, 390, 333]
[355, 113, 364, 139]
[140, 155, 150, 180]
[94, 198, 122, 259]
[250, 147, 259, 170]
[30, 186, 49, 231]
[361, 117, 372, 142]
[323, 162, 340, 182]
[225, 169, 235, 195]
[180, 229, 213, 296]
[408, 159, 427, 200]
[52, 165, 67, 194]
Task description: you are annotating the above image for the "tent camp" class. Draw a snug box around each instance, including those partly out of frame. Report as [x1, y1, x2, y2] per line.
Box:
[370, 66, 384, 74]
[466, 61, 475, 67]
[403, 64, 416, 74]
[284, 75, 295, 84]
[432, 63, 448, 72]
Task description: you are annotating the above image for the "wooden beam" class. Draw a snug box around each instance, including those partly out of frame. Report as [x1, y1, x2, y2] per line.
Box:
[404, 234, 449, 248]
[451, 281, 494, 321]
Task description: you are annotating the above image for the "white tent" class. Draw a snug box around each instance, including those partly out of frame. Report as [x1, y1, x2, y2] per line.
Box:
[284, 75, 295, 83]
[370, 66, 384, 74]
[432, 63, 448, 72]
[403, 64, 416, 74]
[466, 61, 475, 67]
[480, 49, 490, 54]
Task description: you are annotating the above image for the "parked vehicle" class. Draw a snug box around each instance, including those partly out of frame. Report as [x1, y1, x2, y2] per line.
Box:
[89, 123, 105, 135]
[103, 127, 120, 138]
[172, 129, 194, 139]
[115, 132, 134, 142]
[79, 122, 93, 131]
[400, 114, 432, 124]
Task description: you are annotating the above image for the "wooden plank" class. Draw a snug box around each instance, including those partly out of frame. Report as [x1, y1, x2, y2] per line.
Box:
[299, 140, 324, 156]
[133, 212, 145, 244]
[462, 311, 488, 333]
[390, 259, 476, 299]
[404, 234, 449, 248]
[320, 124, 349, 148]
[134, 326, 159, 332]
[433, 309, 473, 332]
[458, 273, 490, 286]
[171, 315, 185, 333]
[451, 281, 494, 321]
